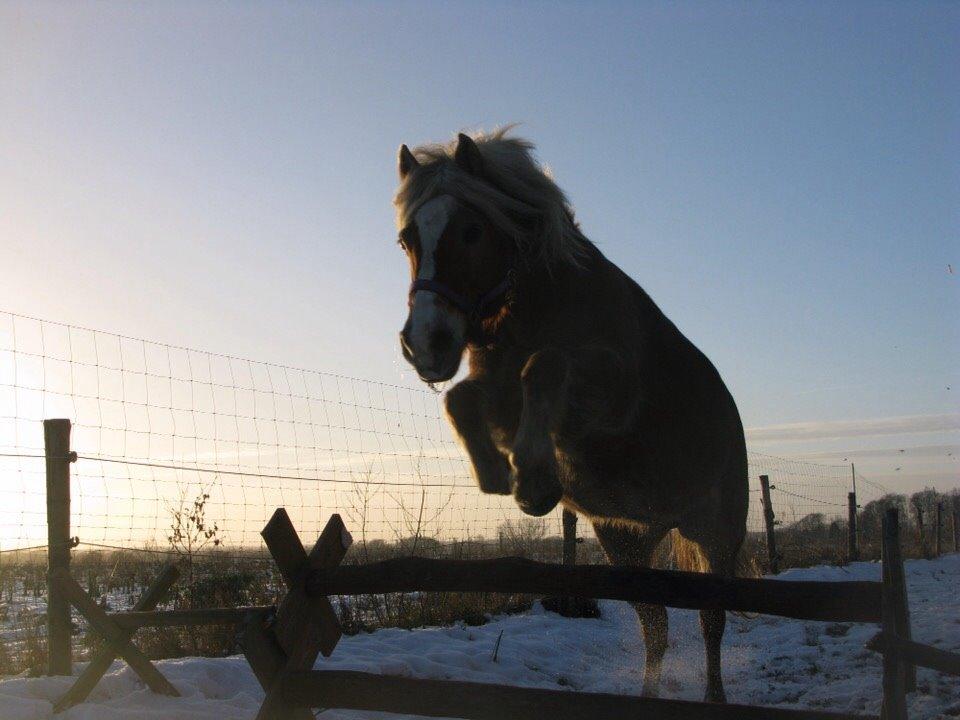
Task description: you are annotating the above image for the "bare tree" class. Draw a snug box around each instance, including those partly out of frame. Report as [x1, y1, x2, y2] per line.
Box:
[167, 487, 221, 605]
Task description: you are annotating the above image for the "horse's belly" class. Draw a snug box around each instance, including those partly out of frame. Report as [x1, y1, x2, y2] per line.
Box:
[558, 452, 682, 526]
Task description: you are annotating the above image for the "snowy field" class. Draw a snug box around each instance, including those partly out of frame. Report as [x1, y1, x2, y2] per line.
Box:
[1, 554, 958, 720]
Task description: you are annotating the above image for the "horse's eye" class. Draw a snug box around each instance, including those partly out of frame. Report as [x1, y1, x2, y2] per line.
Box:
[463, 223, 482, 244]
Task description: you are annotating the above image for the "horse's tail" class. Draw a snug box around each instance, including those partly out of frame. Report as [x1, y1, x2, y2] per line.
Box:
[665, 530, 707, 573]
[664, 530, 759, 579]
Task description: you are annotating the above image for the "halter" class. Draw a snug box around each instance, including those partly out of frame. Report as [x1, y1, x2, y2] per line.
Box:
[408, 271, 514, 326]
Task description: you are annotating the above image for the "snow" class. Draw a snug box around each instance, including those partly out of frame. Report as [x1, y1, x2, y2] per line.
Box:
[2, 554, 958, 720]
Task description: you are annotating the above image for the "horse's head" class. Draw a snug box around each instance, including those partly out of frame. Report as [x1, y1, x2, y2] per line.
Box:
[394, 134, 515, 383]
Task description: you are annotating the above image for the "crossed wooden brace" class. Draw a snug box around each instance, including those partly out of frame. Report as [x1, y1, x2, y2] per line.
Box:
[47, 510, 350, 718]
[242, 510, 352, 720]
[49, 563, 182, 713]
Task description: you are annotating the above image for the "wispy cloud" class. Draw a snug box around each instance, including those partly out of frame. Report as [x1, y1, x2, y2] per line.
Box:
[746, 414, 960, 444]
[799, 444, 958, 460]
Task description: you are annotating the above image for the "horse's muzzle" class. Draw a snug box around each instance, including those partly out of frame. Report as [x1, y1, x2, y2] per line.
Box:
[399, 326, 461, 383]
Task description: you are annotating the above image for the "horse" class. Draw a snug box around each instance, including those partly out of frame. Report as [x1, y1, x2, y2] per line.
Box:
[393, 128, 748, 703]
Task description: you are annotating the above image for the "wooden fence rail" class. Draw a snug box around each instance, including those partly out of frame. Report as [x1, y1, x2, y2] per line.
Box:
[31, 413, 953, 719]
[241, 509, 925, 720]
[40, 503, 946, 720]
[278, 669, 871, 720]
[867, 633, 960, 678]
[110, 606, 274, 630]
[306, 555, 882, 623]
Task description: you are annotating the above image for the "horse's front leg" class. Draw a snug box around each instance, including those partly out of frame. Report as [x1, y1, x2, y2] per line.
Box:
[444, 379, 511, 495]
[510, 348, 569, 516]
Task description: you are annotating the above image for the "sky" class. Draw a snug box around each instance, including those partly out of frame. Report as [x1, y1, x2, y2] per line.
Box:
[0, 1, 957, 495]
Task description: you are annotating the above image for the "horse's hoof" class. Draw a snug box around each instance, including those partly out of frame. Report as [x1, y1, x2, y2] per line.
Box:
[509, 451, 562, 516]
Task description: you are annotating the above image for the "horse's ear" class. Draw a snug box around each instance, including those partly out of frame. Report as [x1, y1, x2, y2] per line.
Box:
[454, 133, 484, 176]
[398, 144, 419, 180]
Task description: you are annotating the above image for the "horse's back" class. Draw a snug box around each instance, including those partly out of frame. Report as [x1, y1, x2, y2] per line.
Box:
[600, 258, 749, 516]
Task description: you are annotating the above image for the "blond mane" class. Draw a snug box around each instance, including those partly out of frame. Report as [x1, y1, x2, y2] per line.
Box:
[394, 127, 590, 267]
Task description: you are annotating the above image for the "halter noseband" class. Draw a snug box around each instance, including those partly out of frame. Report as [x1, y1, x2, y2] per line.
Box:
[409, 272, 514, 326]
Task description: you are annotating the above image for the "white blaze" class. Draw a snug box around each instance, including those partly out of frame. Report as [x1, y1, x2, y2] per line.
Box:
[408, 195, 465, 363]
[415, 195, 454, 282]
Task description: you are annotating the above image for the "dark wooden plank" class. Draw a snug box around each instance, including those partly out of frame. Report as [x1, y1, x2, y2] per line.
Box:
[273, 513, 351, 661]
[50, 568, 179, 698]
[868, 632, 960, 678]
[883, 507, 915, 691]
[255, 510, 317, 720]
[560, 509, 577, 615]
[279, 670, 877, 720]
[881, 509, 909, 720]
[306, 556, 882, 623]
[111, 606, 273, 630]
[256, 514, 351, 720]
[262, 508, 308, 588]
[240, 614, 314, 720]
[44, 418, 73, 676]
[54, 562, 180, 712]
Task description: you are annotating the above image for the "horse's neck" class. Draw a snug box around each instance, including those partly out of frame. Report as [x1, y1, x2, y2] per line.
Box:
[474, 254, 596, 352]
[477, 245, 665, 364]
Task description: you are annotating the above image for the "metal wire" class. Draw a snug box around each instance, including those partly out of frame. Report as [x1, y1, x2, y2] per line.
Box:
[0, 308, 903, 675]
[73, 454, 474, 489]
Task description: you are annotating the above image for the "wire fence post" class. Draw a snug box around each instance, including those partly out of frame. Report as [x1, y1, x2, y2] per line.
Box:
[953, 499, 960, 553]
[45, 418, 74, 676]
[759, 475, 779, 574]
[560, 509, 578, 615]
[914, 502, 926, 557]
[880, 506, 915, 715]
[935, 501, 943, 557]
[847, 491, 859, 562]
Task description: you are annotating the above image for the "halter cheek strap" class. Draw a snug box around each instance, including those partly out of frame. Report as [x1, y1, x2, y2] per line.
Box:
[409, 273, 514, 324]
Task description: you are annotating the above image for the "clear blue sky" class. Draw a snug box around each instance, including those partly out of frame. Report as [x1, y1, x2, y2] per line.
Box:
[1, 2, 957, 491]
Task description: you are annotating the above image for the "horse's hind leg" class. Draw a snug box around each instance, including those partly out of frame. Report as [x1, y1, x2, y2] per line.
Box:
[678, 526, 741, 703]
[699, 555, 734, 703]
[444, 379, 511, 494]
[592, 520, 671, 697]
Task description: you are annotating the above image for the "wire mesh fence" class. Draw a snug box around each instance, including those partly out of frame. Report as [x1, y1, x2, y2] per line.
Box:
[0, 309, 901, 675]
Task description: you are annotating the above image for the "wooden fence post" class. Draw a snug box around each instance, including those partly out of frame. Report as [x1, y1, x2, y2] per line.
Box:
[562, 509, 577, 567]
[935, 502, 943, 557]
[914, 503, 925, 557]
[953, 501, 960, 553]
[881, 507, 915, 719]
[560, 509, 577, 615]
[44, 418, 74, 676]
[759, 475, 779, 574]
[847, 491, 859, 562]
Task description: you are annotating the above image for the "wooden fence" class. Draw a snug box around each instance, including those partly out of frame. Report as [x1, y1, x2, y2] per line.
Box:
[36, 419, 960, 719]
[232, 507, 954, 720]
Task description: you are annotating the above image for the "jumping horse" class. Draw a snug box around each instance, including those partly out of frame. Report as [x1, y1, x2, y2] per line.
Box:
[393, 128, 748, 702]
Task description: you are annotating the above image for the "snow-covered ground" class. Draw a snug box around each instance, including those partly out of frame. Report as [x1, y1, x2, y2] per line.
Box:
[2, 554, 958, 720]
